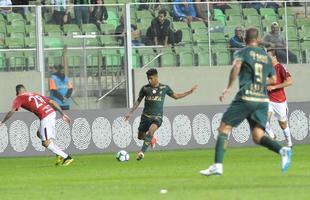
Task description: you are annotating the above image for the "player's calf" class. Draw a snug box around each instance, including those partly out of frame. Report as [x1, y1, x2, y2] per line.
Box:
[44, 139, 69, 161]
[150, 136, 157, 149]
[279, 121, 293, 148]
[141, 134, 153, 152]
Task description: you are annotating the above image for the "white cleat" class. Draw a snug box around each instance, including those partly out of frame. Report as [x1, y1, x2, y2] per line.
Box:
[280, 147, 292, 172]
[200, 163, 223, 176]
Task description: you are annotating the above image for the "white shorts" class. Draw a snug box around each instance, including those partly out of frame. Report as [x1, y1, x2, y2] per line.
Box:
[39, 112, 56, 141]
[268, 101, 288, 122]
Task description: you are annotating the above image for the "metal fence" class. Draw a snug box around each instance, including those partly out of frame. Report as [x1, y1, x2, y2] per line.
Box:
[0, 1, 309, 110]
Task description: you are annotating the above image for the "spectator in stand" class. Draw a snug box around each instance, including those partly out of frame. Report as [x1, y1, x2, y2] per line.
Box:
[50, 0, 70, 26]
[90, 0, 108, 28]
[11, 0, 30, 16]
[138, 0, 161, 13]
[195, 0, 214, 25]
[213, 0, 231, 14]
[173, 0, 204, 24]
[115, 15, 143, 46]
[262, 22, 297, 63]
[229, 26, 245, 60]
[73, 0, 90, 26]
[0, 0, 12, 15]
[146, 9, 182, 46]
[241, 0, 263, 11]
[229, 26, 245, 51]
[287, 1, 302, 7]
[265, 1, 281, 11]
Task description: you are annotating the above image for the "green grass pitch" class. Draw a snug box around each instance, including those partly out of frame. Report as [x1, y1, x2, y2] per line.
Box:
[0, 145, 309, 200]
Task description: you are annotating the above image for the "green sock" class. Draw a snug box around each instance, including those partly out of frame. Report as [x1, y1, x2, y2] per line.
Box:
[259, 136, 282, 154]
[141, 134, 153, 153]
[214, 133, 228, 163]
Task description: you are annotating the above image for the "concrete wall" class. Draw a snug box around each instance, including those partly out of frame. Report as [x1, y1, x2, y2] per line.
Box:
[133, 64, 310, 106]
[0, 72, 42, 111]
[0, 64, 309, 112]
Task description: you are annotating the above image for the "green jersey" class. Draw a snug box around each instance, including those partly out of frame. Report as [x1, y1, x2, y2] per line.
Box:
[138, 83, 174, 117]
[234, 47, 275, 103]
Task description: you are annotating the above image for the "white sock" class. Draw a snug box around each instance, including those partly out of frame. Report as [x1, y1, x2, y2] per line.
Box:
[283, 127, 293, 146]
[265, 121, 276, 139]
[215, 163, 223, 168]
[47, 140, 68, 159]
[214, 163, 223, 173]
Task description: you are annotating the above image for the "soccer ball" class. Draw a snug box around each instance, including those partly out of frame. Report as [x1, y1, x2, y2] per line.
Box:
[116, 150, 130, 162]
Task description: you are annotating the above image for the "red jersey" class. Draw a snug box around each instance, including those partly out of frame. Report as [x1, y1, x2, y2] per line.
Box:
[12, 92, 55, 120]
[268, 63, 291, 103]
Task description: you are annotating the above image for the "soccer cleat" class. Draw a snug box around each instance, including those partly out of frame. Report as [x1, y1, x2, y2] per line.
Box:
[151, 136, 157, 149]
[62, 155, 74, 166]
[55, 155, 63, 166]
[136, 151, 144, 161]
[200, 163, 223, 176]
[280, 147, 292, 172]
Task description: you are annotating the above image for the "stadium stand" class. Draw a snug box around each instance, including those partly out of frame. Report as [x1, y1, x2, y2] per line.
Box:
[0, 1, 308, 72]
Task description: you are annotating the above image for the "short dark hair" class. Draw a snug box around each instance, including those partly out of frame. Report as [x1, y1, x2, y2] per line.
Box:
[53, 64, 63, 72]
[267, 49, 278, 57]
[16, 84, 25, 95]
[267, 49, 281, 61]
[146, 68, 158, 77]
[158, 9, 167, 17]
[245, 27, 259, 43]
[267, 49, 276, 56]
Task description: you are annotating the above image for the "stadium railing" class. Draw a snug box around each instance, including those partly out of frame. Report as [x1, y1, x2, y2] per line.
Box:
[0, 1, 309, 109]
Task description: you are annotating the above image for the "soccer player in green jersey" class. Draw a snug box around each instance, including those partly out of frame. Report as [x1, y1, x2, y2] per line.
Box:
[125, 68, 197, 160]
[200, 28, 292, 176]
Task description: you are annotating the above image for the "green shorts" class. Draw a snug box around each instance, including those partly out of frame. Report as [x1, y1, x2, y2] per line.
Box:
[138, 114, 163, 133]
[222, 99, 268, 129]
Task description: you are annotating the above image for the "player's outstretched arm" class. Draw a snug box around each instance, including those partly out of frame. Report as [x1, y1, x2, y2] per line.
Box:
[267, 76, 292, 91]
[171, 85, 198, 100]
[0, 108, 16, 125]
[125, 99, 142, 121]
[219, 59, 242, 102]
[49, 100, 71, 124]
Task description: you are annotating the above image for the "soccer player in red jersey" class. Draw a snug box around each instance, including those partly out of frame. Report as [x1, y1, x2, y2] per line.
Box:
[266, 50, 293, 147]
[0, 84, 74, 166]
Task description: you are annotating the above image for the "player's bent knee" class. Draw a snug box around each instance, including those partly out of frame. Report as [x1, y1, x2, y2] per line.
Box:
[218, 122, 231, 134]
[278, 121, 287, 129]
[149, 124, 159, 133]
